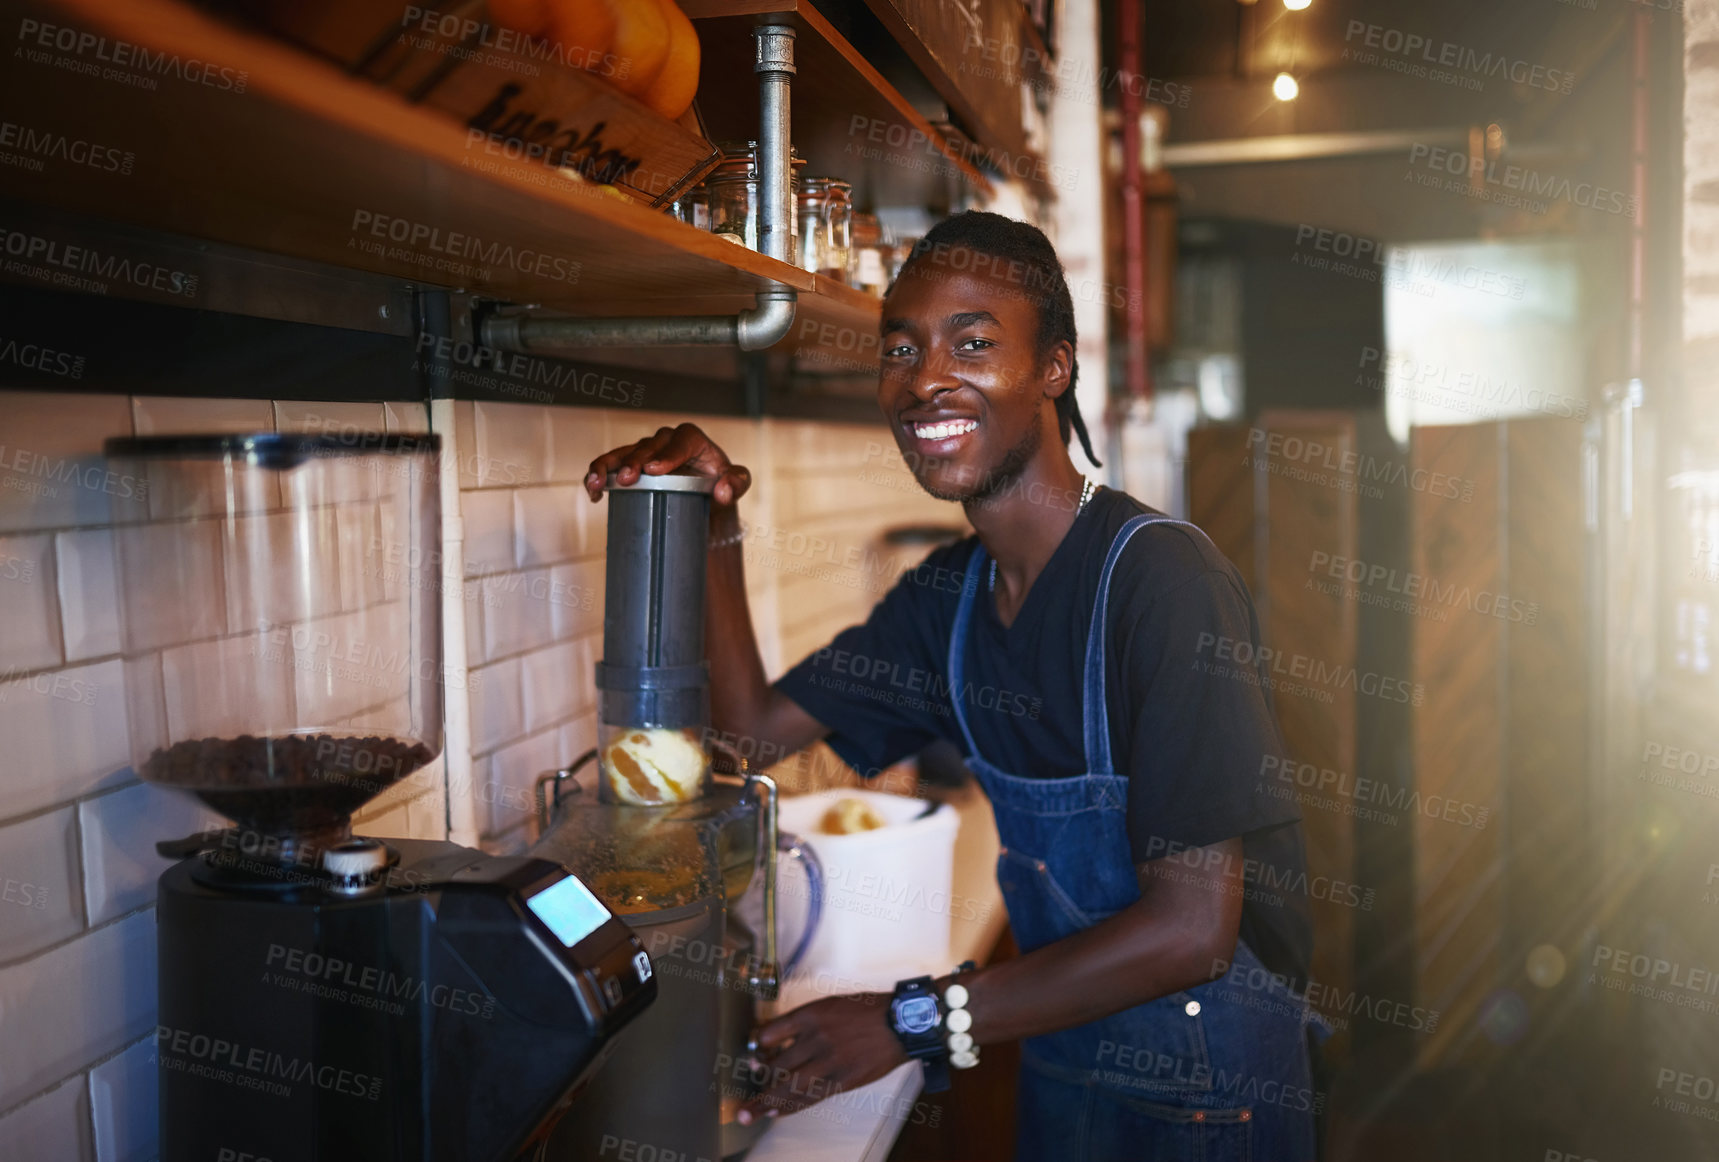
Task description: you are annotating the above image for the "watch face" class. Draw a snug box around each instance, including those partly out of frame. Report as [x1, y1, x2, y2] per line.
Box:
[895, 995, 940, 1035]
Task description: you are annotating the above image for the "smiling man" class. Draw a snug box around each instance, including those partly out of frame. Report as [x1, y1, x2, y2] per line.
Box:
[585, 211, 1319, 1160]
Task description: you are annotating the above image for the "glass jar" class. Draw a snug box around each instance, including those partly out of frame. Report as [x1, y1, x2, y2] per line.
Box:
[849, 212, 892, 296]
[888, 235, 922, 283]
[670, 186, 709, 231]
[103, 433, 445, 857]
[705, 139, 805, 261]
[796, 177, 853, 281]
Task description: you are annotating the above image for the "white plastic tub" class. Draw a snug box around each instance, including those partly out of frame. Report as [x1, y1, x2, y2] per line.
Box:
[776, 788, 960, 977]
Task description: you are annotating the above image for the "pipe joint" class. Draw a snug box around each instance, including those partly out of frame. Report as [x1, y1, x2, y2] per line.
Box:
[753, 24, 797, 77]
[738, 289, 798, 351]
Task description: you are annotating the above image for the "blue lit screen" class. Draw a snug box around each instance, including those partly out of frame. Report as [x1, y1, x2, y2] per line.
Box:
[526, 875, 611, 947]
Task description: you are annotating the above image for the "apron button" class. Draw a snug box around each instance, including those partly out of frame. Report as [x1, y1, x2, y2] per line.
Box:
[1035, 859, 1046, 871]
[1240, 1110, 1252, 1122]
[1192, 1111, 1205, 1122]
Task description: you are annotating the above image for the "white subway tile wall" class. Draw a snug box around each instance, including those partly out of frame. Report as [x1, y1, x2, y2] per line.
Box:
[0, 395, 453, 1160]
[0, 532, 60, 672]
[0, 806, 82, 960]
[0, 392, 136, 534]
[474, 401, 551, 488]
[54, 530, 120, 663]
[130, 397, 274, 436]
[0, 910, 157, 1111]
[78, 785, 222, 928]
[0, 390, 955, 1155]
[461, 402, 605, 850]
[273, 400, 387, 435]
[0, 1075, 92, 1162]
[0, 658, 131, 821]
[383, 401, 430, 434]
[483, 728, 561, 837]
[468, 655, 525, 754]
[87, 1037, 155, 1162]
[460, 488, 515, 577]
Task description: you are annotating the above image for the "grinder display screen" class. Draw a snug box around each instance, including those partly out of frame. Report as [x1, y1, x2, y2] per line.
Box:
[527, 874, 612, 947]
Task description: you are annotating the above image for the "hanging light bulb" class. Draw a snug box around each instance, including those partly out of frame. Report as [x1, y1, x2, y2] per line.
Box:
[1272, 72, 1300, 101]
[1284, 0, 1311, 9]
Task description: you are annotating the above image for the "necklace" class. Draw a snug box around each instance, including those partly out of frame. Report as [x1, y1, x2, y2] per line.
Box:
[989, 477, 1097, 593]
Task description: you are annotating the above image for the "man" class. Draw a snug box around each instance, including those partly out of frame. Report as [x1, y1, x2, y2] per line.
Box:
[585, 211, 1317, 1160]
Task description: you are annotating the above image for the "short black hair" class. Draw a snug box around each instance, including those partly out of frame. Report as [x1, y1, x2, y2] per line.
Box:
[886, 210, 1102, 467]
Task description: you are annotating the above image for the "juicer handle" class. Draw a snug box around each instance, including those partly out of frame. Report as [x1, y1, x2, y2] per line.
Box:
[748, 769, 782, 1001]
[534, 748, 597, 837]
[708, 739, 789, 999]
[777, 831, 823, 977]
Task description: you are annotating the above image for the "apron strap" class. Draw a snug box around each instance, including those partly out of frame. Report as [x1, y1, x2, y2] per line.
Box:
[948, 512, 1211, 774]
[1081, 515, 1207, 775]
[946, 544, 986, 758]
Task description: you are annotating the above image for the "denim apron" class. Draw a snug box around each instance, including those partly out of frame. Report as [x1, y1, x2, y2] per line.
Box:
[949, 514, 1319, 1162]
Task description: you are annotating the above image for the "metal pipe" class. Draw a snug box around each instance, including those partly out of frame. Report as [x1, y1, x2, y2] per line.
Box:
[1117, 0, 1148, 402]
[1164, 128, 1469, 168]
[754, 25, 796, 268]
[485, 313, 739, 349]
[477, 24, 799, 356]
[1627, 6, 1648, 382]
[737, 289, 796, 350]
[483, 290, 798, 352]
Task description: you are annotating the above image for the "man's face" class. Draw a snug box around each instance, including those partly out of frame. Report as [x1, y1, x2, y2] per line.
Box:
[876, 250, 1070, 503]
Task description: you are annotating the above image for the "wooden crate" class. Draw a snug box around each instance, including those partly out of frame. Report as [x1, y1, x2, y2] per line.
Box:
[221, 0, 721, 206]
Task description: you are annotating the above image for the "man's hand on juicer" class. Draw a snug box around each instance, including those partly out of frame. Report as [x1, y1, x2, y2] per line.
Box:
[583, 422, 752, 506]
[736, 992, 907, 1125]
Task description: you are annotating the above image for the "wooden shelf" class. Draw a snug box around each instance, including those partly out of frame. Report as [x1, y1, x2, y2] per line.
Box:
[788, 276, 884, 374]
[685, 0, 992, 211]
[857, 0, 1037, 164]
[0, 0, 889, 330]
[1018, 8, 1052, 77]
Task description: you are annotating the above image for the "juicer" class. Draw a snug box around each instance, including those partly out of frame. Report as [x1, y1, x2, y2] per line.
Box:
[106, 433, 656, 1162]
[530, 471, 823, 1161]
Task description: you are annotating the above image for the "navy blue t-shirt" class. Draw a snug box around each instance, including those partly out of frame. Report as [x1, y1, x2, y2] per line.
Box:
[774, 488, 1313, 985]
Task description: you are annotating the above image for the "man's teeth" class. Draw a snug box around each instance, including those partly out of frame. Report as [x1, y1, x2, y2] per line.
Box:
[913, 420, 978, 440]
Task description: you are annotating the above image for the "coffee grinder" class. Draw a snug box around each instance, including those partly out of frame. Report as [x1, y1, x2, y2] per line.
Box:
[530, 471, 823, 1161]
[107, 433, 657, 1162]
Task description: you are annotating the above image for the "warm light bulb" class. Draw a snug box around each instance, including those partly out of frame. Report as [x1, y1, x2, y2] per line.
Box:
[1272, 72, 1300, 101]
[1284, 0, 1311, 9]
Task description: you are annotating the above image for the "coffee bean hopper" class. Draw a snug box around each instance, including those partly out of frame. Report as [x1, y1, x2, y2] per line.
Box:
[105, 433, 656, 1162]
[530, 471, 823, 1161]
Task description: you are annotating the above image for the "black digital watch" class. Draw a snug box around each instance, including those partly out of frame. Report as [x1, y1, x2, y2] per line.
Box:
[889, 975, 950, 1093]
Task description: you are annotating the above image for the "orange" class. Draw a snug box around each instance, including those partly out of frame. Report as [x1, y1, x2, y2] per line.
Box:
[638, 0, 700, 119]
[601, 0, 671, 97]
[546, 0, 618, 76]
[488, 0, 552, 36]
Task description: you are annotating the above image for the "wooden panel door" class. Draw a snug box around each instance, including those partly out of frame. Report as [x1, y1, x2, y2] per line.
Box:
[1407, 417, 1588, 1069]
[1407, 423, 1506, 1066]
[1190, 415, 1361, 1004]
